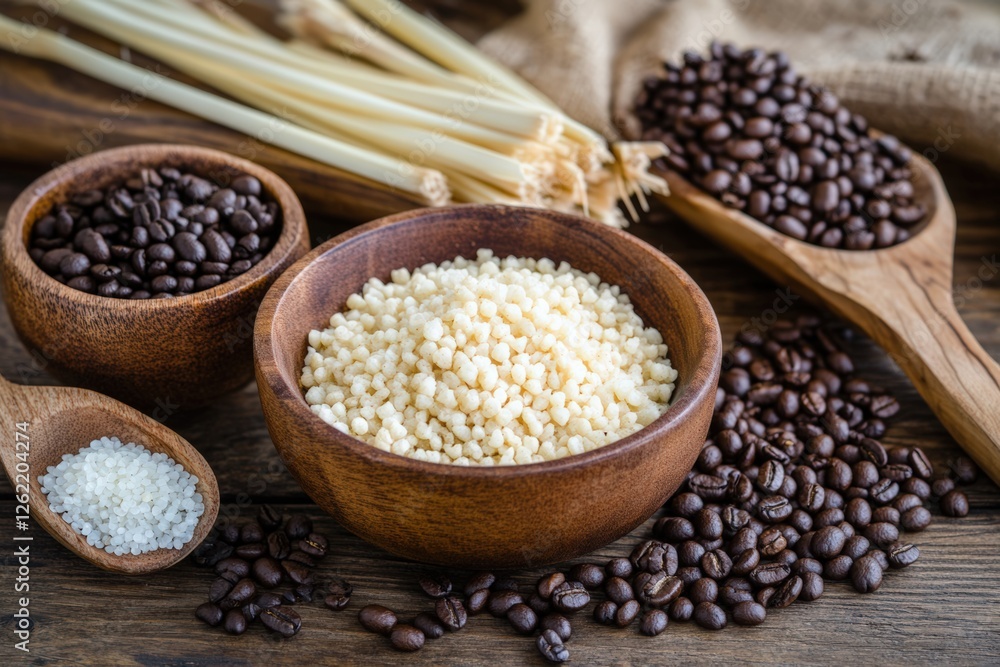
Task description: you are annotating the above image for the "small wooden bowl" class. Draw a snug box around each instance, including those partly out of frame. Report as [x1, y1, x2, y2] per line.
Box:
[255, 205, 722, 568]
[1, 144, 310, 410]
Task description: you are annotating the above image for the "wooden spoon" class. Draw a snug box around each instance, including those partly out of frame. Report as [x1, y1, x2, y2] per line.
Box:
[0, 375, 219, 574]
[655, 153, 1000, 485]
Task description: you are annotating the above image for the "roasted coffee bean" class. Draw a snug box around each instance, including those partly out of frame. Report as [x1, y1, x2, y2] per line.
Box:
[887, 542, 920, 568]
[902, 477, 932, 500]
[892, 493, 923, 514]
[569, 563, 606, 589]
[635, 572, 683, 607]
[749, 562, 791, 586]
[257, 505, 282, 531]
[196, 602, 224, 627]
[941, 490, 970, 517]
[689, 577, 719, 604]
[540, 614, 572, 641]
[732, 600, 767, 626]
[811, 526, 847, 560]
[537, 572, 566, 599]
[260, 606, 301, 637]
[594, 600, 618, 625]
[669, 492, 705, 517]
[863, 522, 900, 547]
[666, 597, 693, 622]
[656, 517, 696, 543]
[223, 608, 247, 635]
[701, 549, 733, 579]
[325, 579, 353, 611]
[32, 168, 280, 297]
[390, 624, 425, 652]
[641, 609, 669, 636]
[281, 559, 313, 585]
[758, 527, 787, 557]
[466, 588, 490, 615]
[606, 558, 633, 579]
[537, 629, 570, 663]
[285, 516, 313, 540]
[507, 603, 539, 634]
[299, 533, 328, 557]
[758, 496, 793, 523]
[605, 576, 634, 605]
[251, 557, 283, 588]
[489, 590, 524, 617]
[215, 557, 250, 579]
[949, 456, 979, 484]
[799, 571, 824, 601]
[732, 547, 761, 576]
[238, 522, 263, 545]
[932, 477, 956, 497]
[679, 540, 707, 566]
[219, 578, 256, 610]
[851, 556, 884, 593]
[419, 575, 453, 599]
[842, 535, 871, 560]
[689, 473, 729, 499]
[871, 478, 900, 505]
[359, 605, 397, 635]
[770, 575, 803, 608]
[693, 601, 728, 630]
[464, 572, 496, 596]
[435, 596, 467, 630]
[908, 449, 934, 479]
[527, 593, 551, 615]
[631, 540, 678, 575]
[901, 506, 932, 531]
[823, 555, 854, 581]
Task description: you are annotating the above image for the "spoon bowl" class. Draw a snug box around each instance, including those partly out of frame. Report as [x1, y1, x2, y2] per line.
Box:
[654, 151, 1000, 484]
[0, 375, 219, 574]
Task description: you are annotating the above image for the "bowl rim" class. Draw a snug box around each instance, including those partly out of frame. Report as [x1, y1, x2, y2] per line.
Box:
[1, 143, 307, 309]
[255, 203, 722, 478]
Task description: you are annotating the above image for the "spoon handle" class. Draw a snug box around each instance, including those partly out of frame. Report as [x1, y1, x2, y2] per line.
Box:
[840, 270, 1000, 485]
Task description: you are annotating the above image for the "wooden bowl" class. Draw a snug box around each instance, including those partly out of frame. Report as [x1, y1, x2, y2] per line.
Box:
[255, 205, 721, 568]
[1, 144, 310, 411]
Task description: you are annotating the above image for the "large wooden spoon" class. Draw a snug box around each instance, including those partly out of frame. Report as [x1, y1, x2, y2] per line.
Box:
[0, 375, 219, 574]
[656, 153, 1000, 484]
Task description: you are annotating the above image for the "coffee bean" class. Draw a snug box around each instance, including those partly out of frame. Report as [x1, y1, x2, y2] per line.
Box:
[758, 496, 793, 523]
[196, 602, 224, 627]
[507, 603, 538, 634]
[701, 548, 733, 579]
[537, 629, 570, 663]
[219, 578, 256, 610]
[749, 562, 790, 586]
[887, 542, 920, 568]
[248, 557, 281, 588]
[358, 604, 397, 635]
[31, 168, 280, 297]
[260, 606, 301, 637]
[689, 577, 718, 604]
[693, 601, 727, 630]
[299, 533, 327, 557]
[932, 477, 956, 497]
[940, 490, 969, 517]
[488, 590, 524, 617]
[635, 571, 683, 607]
[811, 526, 846, 560]
[656, 517, 695, 542]
[639, 609, 668, 636]
[465, 588, 490, 615]
[419, 575, 453, 599]
[569, 563, 605, 589]
[850, 556, 883, 593]
[594, 600, 617, 625]
[631, 540, 678, 575]
[537, 572, 566, 599]
[218, 608, 247, 635]
[390, 624, 425, 651]
[605, 576, 634, 605]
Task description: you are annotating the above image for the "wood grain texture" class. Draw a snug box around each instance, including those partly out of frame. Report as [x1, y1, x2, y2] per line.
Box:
[0, 144, 310, 409]
[254, 205, 722, 568]
[0, 0, 999, 661]
[0, 156, 998, 665]
[0, 375, 219, 574]
[653, 153, 1000, 486]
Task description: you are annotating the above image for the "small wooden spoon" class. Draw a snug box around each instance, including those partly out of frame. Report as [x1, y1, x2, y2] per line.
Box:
[0, 375, 219, 574]
[655, 153, 1000, 484]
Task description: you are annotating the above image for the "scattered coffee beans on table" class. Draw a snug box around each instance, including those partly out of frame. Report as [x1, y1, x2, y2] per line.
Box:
[192, 506, 334, 637]
[29, 167, 280, 298]
[340, 316, 976, 660]
[635, 42, 926, 249]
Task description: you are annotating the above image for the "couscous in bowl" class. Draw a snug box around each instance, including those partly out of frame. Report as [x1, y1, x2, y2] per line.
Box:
[254, 205, 721, 568]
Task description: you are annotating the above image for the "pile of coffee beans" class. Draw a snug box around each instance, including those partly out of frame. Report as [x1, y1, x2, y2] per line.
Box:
[191, 506, 341, 638]
[28, 167, 280, 298]
[635, 42, 926, 249]
[347, 316, 976, 661]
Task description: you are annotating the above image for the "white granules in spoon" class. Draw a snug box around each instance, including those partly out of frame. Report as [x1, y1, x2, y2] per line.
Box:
[301, 249, 677, 465]
[38, 436, 204, 555]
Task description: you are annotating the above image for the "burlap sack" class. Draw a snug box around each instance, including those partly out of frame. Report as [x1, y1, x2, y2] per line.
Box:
[478, 0, 1000, 171]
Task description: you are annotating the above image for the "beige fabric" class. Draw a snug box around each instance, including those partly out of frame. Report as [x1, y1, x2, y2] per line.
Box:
[478, 0, 1000, 170]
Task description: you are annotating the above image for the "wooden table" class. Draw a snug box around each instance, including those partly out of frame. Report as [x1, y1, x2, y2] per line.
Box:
[2, 7, 999, 667]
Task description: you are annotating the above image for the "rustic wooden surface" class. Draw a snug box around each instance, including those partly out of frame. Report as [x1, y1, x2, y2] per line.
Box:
[1, 1, 999, 664]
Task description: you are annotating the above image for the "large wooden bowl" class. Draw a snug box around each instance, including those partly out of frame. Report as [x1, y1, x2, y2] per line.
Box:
[255, 205, 721, 568]
[1, 144, 310, 411]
